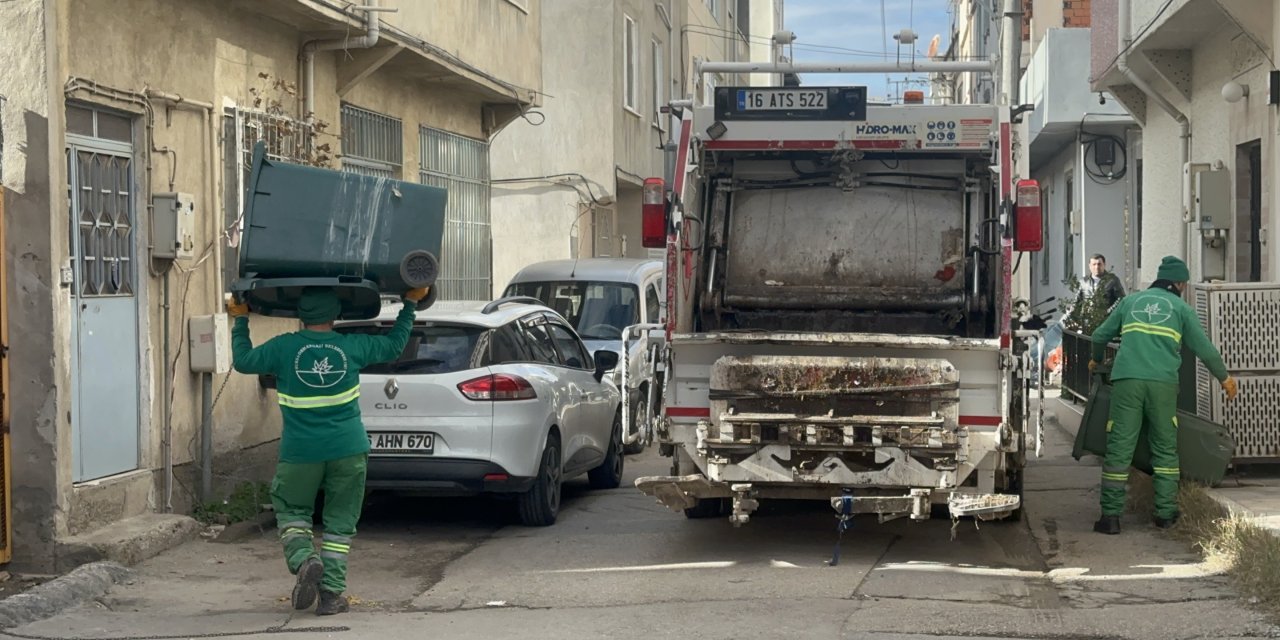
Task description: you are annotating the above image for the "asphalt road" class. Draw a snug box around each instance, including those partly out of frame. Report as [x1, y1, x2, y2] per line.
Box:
[7, 414, 1277, 640]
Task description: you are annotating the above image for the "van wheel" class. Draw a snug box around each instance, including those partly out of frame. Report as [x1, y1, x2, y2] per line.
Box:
[624, 391, 649, 455]
[589, 412, 625, 490]
[518, 436, 562, 526]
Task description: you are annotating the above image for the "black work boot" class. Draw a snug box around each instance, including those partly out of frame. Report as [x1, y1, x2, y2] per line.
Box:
[316, 591, 349, 616]
[1154, 512, 1181, 529]
[1093, 515, 1121, 535]
[291, 556, 323, 610]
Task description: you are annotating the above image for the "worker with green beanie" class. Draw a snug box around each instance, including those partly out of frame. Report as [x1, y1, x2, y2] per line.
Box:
[227, 285, 429, 615]
[1088, 256, 1238, 535]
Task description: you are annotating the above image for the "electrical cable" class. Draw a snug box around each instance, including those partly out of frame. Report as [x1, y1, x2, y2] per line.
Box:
[1101, 0, 1175, 76]
[1079, 114, 1128, 185]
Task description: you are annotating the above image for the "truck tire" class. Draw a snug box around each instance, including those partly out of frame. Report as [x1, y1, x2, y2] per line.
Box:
[624, 389, 648, 455]
[684, 497, 727, 519]
[675, 449, 725, 519]
[518, 435, 562, 527]
[588, 412, 625, 490]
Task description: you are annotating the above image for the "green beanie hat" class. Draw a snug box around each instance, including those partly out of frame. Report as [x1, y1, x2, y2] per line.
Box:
[1156, 256, 1190, 283]
[297, 287, 341, 325]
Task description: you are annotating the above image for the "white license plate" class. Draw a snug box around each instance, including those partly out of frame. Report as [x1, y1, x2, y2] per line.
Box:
[368, 432, 435, 454]
[737, 89, 827, 111]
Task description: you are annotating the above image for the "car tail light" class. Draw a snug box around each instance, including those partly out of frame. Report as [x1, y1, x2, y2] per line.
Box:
[457, 374, 537, 401]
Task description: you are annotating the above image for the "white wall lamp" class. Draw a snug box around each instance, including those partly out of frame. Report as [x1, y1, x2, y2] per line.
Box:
[1222, 80, 1250, 104]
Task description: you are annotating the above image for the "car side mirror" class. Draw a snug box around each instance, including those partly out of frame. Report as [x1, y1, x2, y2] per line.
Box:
[593, 350, 620, 382]
[258, 374, 277, 390]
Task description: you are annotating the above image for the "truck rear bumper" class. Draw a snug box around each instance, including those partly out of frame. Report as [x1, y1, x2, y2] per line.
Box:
[634, 474, 1020, 524]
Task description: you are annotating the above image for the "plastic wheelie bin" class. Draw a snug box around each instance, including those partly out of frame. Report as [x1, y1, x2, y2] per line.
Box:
[232, 141, 446, 320]
[1073, 365, 1235, 486]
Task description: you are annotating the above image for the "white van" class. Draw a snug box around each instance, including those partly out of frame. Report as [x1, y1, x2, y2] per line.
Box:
[505, 259, 664, 454]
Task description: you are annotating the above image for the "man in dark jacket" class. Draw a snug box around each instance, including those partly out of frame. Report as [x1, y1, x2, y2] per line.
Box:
[1079, 254, 1126, 311]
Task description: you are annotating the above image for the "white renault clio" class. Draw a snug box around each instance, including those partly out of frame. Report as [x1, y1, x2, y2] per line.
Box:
[335, 297, 624, 526]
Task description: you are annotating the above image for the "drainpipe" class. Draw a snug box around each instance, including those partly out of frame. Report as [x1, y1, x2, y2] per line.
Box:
[1000, 0, 1023, 107]
[144, 89, 221, 507]
[1115, 0, 1192, 267]
[302, 1, 395, 121]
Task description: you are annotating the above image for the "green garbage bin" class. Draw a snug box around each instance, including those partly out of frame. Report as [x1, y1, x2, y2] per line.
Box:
[1073, 366, 1235, 486]
[233, 141, 446, 319]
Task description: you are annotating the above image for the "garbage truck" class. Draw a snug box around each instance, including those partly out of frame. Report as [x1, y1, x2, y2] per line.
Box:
[633, 66, 1047, 528]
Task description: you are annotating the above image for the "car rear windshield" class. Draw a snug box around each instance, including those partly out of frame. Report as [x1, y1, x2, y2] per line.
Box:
[505, 281, 639, 340]
[337, 323, 486, 375]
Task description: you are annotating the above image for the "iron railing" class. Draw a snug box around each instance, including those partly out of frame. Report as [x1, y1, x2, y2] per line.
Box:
[1061, 329, 1117, 402]
[1063, 328, 1201, 413]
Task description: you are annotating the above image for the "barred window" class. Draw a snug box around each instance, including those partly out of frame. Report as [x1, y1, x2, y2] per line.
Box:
[341, 103, 403, 179]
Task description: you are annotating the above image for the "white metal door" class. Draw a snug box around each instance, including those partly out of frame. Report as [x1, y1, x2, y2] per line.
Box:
[67, 113, 140, 482]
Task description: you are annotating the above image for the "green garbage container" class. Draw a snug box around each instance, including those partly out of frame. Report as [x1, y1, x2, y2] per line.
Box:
[1073, 366, 1235, 486]
[233, 141, 446, 319]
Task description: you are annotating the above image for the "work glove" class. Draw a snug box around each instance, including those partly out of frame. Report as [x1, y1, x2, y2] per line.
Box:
[404, 287, 430, 302]
[225, 296, 250, 318]
[1223, 376, 1239, 401]
[1088, 359, 1098, 374]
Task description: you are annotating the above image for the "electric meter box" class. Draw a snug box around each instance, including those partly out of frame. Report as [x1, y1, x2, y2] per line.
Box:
[233, 141, 446, 320]
[189, 313, 231, 374]
[152, 192, 196, 260]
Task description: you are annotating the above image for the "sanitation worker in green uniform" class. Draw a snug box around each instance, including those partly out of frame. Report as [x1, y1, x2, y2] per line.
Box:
[227, 286, 428, 615]
[1088, 256, 1238, 535]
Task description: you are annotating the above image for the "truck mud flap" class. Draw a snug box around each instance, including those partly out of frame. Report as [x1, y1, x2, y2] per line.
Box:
[635, 474, 732, 511]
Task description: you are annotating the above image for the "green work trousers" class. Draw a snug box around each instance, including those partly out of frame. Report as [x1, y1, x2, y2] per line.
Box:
[270, 453, 367, 595]
[1101, 379, 1181, 519]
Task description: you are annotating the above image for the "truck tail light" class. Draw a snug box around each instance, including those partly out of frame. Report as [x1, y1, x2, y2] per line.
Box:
[642, 177, 667, 249]
[1014, 179, 1043, 252]
[457, 374, 537, 401]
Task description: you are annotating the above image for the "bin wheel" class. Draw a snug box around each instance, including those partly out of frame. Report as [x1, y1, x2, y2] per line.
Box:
[415, 284, 439, 311]
[400, 250, 440, 288]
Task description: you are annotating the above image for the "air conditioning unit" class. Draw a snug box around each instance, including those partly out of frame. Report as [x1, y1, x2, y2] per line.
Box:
[1191, 282, 1280, 461]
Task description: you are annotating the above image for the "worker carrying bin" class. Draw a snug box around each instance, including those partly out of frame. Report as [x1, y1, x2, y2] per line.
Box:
[232, 141, 446, 319]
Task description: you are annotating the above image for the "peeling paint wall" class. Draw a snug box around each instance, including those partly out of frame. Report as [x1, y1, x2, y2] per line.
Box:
[0, 0, 70, 571]
[2, 0, 541, 568]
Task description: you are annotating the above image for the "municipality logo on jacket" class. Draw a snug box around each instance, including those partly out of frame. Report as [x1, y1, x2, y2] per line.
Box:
[294, 344, 350, 388]
[1131, 297, 1172, 325]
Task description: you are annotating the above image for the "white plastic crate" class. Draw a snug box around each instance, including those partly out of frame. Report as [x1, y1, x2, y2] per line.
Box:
[1191, 283, 1280, 372]
[1190, 283, 1280, 462]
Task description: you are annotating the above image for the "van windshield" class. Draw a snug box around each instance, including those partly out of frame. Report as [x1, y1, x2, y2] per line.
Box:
[506, 281, 640, 340]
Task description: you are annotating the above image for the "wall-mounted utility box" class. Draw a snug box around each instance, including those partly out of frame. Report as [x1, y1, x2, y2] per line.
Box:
[152, 192, 196, 260]
[188, 313, 231, 374]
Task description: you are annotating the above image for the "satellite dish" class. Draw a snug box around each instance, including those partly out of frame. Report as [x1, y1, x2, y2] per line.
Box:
[927, 34, 940, 59]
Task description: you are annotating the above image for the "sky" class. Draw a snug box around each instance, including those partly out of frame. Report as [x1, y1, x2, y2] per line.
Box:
[782, 0, 953, 102]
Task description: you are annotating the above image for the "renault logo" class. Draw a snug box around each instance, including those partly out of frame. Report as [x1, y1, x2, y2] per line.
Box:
[384, 378, 400, 400]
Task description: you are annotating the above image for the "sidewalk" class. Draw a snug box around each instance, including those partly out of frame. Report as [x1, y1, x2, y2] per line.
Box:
[1047, 389, 1280, 537]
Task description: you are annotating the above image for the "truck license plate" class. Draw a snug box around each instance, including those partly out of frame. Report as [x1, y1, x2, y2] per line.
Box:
[737, 89, 827, 111]
[368, 432, 435, 454]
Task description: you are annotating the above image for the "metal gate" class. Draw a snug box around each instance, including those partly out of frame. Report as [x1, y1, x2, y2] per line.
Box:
[67, 106, 141, 482]
[419, 127, 491, 301]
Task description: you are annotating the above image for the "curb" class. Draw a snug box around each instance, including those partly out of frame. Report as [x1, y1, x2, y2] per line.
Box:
[0, 562, 133, 630]
[1204, 490, 1280, 539]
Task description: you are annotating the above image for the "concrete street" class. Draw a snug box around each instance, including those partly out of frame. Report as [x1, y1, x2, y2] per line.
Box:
[5, 413, 1276, 640]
